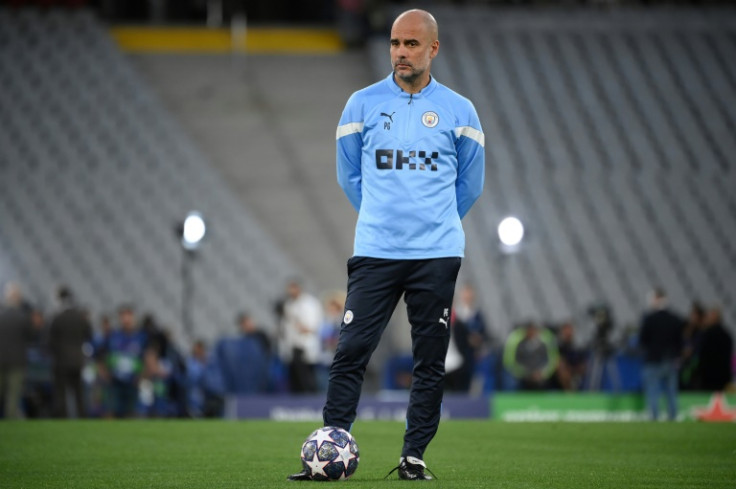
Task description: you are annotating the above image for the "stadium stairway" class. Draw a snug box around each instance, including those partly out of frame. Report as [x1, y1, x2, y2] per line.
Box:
[126, 52, 366, 296]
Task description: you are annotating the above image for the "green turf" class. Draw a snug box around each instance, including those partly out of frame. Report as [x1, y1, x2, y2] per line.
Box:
[1, 420, 734, 488]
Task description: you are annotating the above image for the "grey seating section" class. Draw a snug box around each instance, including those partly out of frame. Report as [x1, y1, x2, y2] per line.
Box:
[2, 7, 735, 348]
[372, 7, 736, 340]
[0, 9, 299, 342]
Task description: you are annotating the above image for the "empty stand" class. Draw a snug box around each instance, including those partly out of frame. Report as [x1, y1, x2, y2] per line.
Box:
[0, 9, 299, 343]
[1, 6, 734, 349]
[377, 7, 736, 340]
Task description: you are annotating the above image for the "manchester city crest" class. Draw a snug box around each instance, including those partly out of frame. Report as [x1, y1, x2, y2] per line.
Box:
[422, 111, 439, 128]
[343, 310, 354, 324]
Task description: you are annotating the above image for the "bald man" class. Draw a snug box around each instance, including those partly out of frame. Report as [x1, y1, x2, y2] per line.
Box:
[289, 10, 485, 481]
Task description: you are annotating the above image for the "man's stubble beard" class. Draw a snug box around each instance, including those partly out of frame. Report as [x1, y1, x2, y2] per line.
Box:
[394, 65, 425, 85]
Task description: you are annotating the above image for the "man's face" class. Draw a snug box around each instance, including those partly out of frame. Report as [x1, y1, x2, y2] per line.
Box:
[560, 324, 573, 342]
[119, 310, 136, 332]
[287, 282, 301, 300]
[390, 14, 438, 86]
[240, 316, 256, 334]
[193, 343, 206, 360]
[704, 309, 721, 327]
[460, 286, 475, 306]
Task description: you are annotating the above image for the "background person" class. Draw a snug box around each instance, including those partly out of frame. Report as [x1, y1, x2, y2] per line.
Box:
[48, 285, 93, 418]
[554, 321, 587, 392]
[679, 302, 706, 390]
[279, 280, 322, 394]
[99, 304, 147, 418]
[698, 306, 733, 392]
[445, 284, 491, 393]
[213, 313, 271, 396]
[638, 288, 685, 421]
[0, 283, 34, 419]
[503, 322, 559, 390]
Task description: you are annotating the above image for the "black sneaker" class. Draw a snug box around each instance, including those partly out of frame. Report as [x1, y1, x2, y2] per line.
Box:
[385, 456, 436, 481]
[286, 469, 313, 481]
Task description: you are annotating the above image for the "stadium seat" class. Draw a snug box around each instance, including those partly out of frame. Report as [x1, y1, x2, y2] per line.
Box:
[0, 8, 299, 343]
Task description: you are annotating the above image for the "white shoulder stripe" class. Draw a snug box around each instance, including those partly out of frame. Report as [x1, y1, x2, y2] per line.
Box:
[336, 122, 364, 140]
[454, 126, 485, 147]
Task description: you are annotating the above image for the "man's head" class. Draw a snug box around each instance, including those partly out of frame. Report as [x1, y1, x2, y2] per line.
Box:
[689, 301, 706, 325]
[286, 279, 303, 301]
[524, 322, 540, 340]
[237, 312, 257, 335]
[3, 282, 23, 307]
[99, 314, 112, 333]
[324, 290, 346, 318]
[117, 304, 137, 333]
[458, 283, 476, 306]
[559, 322, 575, 343]
[648, 287, 667, 310]
[704, 306, 723, 328]
[390, 9, 439, 92]
[192, 340, 207, 361]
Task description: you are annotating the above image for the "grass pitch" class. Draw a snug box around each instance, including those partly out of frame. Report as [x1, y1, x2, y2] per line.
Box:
[1, 420, 734, 488]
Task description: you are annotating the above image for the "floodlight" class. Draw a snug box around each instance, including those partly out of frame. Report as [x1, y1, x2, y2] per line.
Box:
[498, 216, 524, 247]
[181, 211, 206, 250]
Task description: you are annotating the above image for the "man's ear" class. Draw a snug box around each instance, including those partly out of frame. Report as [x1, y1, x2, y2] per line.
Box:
[430, 40, 440, 59]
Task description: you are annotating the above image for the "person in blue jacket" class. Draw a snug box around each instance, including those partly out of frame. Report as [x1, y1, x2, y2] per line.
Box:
[289, 8, 485, 481]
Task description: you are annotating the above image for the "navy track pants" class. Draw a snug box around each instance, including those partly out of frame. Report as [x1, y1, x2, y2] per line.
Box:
[323, 256, 461, 460]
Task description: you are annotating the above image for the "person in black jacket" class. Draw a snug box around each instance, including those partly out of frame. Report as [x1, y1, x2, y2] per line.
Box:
[698, 306, 733, 392]
[639, 288, 685, 421]
[48, 286, 93, 418]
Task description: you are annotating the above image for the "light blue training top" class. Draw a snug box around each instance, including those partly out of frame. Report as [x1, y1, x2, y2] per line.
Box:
[336, 73, 485, 259]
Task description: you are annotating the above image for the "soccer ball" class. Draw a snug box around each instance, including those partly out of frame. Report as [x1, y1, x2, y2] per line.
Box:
[300, 426, 360, 481]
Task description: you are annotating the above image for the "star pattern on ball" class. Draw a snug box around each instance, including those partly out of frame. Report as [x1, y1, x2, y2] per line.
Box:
[312, 428, 337, 447]
[334, 441, 357, 470]
[304, 451, 330, 478]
